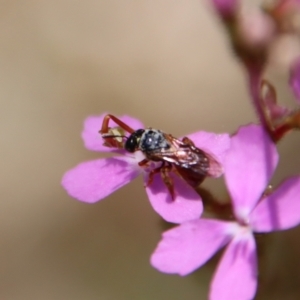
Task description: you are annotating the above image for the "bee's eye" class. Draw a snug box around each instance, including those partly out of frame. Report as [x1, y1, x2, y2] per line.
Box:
[124, 129, 144, 152]
[125, 136, 138, 152]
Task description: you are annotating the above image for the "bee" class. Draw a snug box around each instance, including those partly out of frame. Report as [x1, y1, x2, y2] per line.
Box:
[99, 114, 223, 199]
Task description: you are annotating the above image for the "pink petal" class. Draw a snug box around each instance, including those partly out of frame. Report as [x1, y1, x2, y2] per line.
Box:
[224, 124, 278, 220]
[210, 233, 257, 300]
[250, 176, 300, 232]
[61, 157, 139, 203]
[289, 58, 300, 104]
[151, 219, 234, 275]
[81, 113, 144, 152]
[186, 131, 231, 166]
[145, 172, 203, 223]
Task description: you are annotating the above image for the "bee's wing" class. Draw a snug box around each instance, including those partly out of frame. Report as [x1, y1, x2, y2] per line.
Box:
[204, 152, 223, 178]
[175, 150, 223, 187]
[146, 133, 224, 187]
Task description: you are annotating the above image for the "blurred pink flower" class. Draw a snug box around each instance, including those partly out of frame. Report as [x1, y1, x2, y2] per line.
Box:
[211, 0, 238, 17]
[62, 113, 230, 223]
[151, 124, 300, 300]
[289, 57, 300, 104]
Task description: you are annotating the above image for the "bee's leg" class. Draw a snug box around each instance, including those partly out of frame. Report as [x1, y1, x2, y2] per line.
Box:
[144, 162, 175, 199]
[99, 114, 135, 135]
[160, 164, 175, 200]
[182, 136, 196, 147]
[99, 114, 136, 148]
[139, 159, 159, 186]
[101, 127, 126, 148]
[138, 159, 149, 168]
[145, 163, 162, 187]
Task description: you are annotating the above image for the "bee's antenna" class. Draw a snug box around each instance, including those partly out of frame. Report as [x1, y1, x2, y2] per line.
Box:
[102, 134, 128, 140]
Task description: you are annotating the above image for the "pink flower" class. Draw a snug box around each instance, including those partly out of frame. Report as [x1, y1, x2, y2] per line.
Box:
[151, 124, 300, 300]
[62, 113, 230, 223]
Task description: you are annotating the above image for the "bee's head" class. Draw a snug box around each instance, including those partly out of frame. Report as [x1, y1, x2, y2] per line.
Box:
[125, 129, 145, 152]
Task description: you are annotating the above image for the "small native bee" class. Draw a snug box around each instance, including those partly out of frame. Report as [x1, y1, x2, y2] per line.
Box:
[100, 114, 223, 199]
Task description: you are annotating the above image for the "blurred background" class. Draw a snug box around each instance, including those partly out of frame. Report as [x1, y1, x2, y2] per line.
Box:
[0, 0, 300, 299]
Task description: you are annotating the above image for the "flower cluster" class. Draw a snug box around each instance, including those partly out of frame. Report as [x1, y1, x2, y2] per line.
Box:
[61, 1, 300, 299]
[151, 124, 300, 300]
[62, 115, 300, 300]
